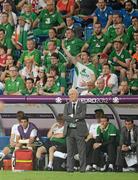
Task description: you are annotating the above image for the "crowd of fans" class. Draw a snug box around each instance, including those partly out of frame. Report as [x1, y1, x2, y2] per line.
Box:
[0, 0, 137, 96]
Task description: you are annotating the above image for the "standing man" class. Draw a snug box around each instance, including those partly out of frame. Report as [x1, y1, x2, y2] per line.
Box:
[63, 88, 88, 172]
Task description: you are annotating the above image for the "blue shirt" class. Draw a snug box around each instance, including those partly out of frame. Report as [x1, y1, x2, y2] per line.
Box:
[119, 8, 138, 28]
[93, 6, 113, 28]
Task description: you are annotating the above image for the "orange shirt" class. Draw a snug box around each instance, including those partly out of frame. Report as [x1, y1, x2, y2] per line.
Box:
[132, 52, 138, 62]
[57, 0, 75, 14]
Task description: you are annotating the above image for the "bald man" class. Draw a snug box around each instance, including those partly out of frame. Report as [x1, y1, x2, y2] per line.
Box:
[63, 88, 88, 172]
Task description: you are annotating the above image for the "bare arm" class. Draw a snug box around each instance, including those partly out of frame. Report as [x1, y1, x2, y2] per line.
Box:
[103, 15, 113, 33]
[81, 43, 89, 52]
[47, 123, 58, 138]
[32, 18, 39, 28]
[16, 0, 26, 10]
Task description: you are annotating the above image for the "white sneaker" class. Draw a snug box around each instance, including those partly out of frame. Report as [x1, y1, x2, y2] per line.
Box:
[100, 165, 106, 172]
[74, 154, 79, 161]
[123, 168, 130, 172]
[86, 165, 92, 171]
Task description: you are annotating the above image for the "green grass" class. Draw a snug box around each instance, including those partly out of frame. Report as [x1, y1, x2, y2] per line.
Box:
[0, 171, 137, 180]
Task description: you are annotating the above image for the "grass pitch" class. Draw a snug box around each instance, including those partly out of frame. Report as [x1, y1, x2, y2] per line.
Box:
[0, 171, 137, 180]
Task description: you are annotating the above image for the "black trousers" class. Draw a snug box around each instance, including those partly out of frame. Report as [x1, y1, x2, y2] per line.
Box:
[86, 138, 95, 165]
[116, 146, 138, 168]
[92, 143, 117, 167]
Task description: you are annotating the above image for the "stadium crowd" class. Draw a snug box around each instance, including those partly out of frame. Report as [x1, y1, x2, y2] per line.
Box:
[0, 0, 137, 96]
[0, 0, 138, 173]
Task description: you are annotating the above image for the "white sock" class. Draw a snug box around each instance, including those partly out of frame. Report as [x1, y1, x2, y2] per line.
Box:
[109, 164, 113, 169]
[93, 164, 97, 169]
[48, 161, 53, 168]
[54, 151, 67, 159]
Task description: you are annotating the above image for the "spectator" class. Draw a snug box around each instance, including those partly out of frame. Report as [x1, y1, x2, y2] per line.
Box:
[0, 45, 7, 72]
[47, 65, 67, 95]
[63, 28, 84, 57]
[65, 16, 83, 39]
[126, 69, 138, 95]
[104, 23, 130, 52]
[63, 88, 88, 172]
[2, 1, 17, 26]
[90, 78, 112, 96]
[35, 66, 47, 89]
[36, 114, 66, 170]
[33, 0, 65, 36]
[19, 57, 39, 81]
[42, 28, 61, 52]
[81, 22, 108, 56]
[105, 12, 123, 44]
[80, 81, 95, 95]
[116, 118, 138, 172]
[91, 115, 119, 172]
[17, 0, 46, 14]
[17, 39, 42, 67]
[108, 38, 131, 82]
[129, 30, 138, 55]
[0, 29, 13, 55]
[3, 66, 25, 95]
[43, 40, 67, 67]
[20, 3, 37, 29]
[0, 12, 14, 39]
[118, 80, 131, 95]
[20, 77, 38, 96]
[46, 52, 66, 78]
[56, 0, 75, 19]
[99, 52, 109, 65]
[0, 55, 15, 81]
[127, 16, 138, 42]
[38, 76, 61, 95]
[119, 0, 138, 28]
[93, 0, 113, 33]
[97, 63, 118, 95]
[12, 16, 34, 53]
[79, 0, 97, 15]
[91, 54, 102, 78]
[62, 43, 96, 93]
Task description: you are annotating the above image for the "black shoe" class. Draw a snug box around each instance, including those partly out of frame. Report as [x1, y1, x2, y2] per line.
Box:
[107, 167, 113, 172]
[116, 166, 123, 172]
[80, 170, 85, 173]
[47, 167, 53, 171]
[91, 167, 97, 172]
[67, 170, 74, 173]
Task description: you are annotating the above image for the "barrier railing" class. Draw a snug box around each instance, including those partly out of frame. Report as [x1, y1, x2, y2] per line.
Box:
[0, 95, 138, 104]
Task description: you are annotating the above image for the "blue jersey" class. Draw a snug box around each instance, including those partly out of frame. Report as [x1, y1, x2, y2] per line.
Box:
[93, 6, 113, 28]
[120, 9, 138, 28]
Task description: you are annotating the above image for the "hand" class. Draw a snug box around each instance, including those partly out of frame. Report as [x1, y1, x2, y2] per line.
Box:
[121, 144, 129, 151]
[113, 57, 118, 62]
[10, 141, 16, 147]
[93, 143, 102, 149]
[61, 39, 65, 49]
[38, 88, 44, 95]
[79, 80, 87, 87]
[102, 28, 107, 34]
[51, 123, 58, 129]
[69, 114, 73, 118]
